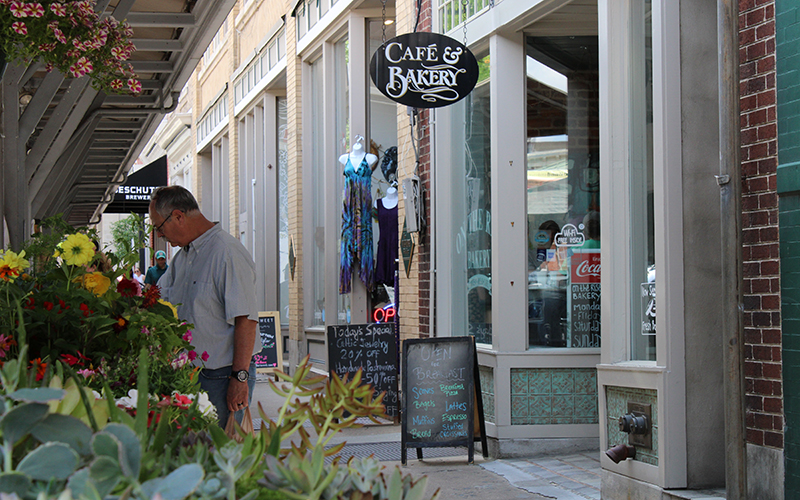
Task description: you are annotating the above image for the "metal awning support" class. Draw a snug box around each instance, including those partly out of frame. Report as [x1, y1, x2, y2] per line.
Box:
[1, 0, 237, 244]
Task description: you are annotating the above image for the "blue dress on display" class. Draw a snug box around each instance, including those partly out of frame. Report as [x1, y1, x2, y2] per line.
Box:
[339, 157, 374, 294]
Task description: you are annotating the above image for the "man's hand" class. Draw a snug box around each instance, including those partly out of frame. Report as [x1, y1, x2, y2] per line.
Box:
[227, 377, 249, 411]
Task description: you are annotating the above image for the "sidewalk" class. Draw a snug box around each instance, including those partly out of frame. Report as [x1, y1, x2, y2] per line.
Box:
[251, 377, 601, 500]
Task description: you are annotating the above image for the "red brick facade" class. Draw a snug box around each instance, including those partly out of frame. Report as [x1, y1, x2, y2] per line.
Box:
[417, 0, 432, 338]
[739, 0, 782, 449]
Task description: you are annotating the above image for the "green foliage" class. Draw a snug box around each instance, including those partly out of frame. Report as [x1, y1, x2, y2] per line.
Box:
[0, 317, 438, 500]
[2, 217, 200, 400]
[256, 356, 440, 500]
[110, 214, 148, 260]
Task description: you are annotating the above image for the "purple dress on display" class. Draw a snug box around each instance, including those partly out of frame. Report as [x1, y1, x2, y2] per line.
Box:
[375, 197, 398, 286]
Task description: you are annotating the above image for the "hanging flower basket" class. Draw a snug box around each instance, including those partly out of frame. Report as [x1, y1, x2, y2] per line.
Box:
[0, 0, 141, 95]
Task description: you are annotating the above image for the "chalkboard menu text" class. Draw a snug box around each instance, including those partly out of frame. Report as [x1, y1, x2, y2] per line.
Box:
[327, 323, 399, 417]
[401, 336, 487, 464]
[254, 311, 282, 373]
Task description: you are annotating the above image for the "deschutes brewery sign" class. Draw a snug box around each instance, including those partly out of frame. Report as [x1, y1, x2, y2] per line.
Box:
[370, 32, 479, 109]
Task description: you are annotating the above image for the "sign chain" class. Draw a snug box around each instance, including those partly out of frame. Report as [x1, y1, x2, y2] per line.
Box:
[462, 0, 469, 46]
[381, 0, 387, 44]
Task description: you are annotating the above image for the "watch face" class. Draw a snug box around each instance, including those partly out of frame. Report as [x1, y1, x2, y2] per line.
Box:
[236, 370, 248, 382]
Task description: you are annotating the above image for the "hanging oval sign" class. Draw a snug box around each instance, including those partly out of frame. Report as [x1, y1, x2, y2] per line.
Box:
[370, 32, 479, 109]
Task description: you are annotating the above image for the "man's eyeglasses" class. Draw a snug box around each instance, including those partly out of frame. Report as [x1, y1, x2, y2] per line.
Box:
[154, 213, 173, 233]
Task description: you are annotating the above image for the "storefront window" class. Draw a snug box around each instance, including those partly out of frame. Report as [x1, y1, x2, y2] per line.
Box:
[630, 0, 655, 361]
[368, 19, 397, 314]
[278, 97, 290, 326]
[525, 36, 600, 349]
[448, 50, 492, 345]
[310, 57, 325, 326]
[335, 36, 350, 324]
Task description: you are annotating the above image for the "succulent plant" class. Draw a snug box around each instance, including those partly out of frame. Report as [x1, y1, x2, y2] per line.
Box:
[257, 356, 440, 500]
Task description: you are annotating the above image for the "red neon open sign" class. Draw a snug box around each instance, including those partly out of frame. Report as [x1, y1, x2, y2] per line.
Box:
[374, 306, 396, 323]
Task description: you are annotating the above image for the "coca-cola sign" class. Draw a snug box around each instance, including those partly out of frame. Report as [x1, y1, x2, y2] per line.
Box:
[369, 32, 479, 109]
[570, 250, 600, 348]
[571, 251, 601, 284]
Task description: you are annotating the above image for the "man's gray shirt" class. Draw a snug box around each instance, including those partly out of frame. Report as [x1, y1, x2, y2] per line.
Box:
[159, 224, 262, 369]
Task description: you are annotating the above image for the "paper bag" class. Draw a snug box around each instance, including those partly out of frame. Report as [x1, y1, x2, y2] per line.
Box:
[224, 406, 255, 442]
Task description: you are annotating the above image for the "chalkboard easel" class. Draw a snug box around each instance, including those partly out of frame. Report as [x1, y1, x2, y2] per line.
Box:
[254, 311, 283, 379]
[401, 336, 488, 464]
[327, 323, 399, 419]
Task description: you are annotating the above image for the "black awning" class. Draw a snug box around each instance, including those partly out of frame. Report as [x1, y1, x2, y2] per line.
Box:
[104, 156, 168, 214]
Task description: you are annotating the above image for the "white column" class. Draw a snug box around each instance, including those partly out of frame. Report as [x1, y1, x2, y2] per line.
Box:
[490, 32, 528, 354]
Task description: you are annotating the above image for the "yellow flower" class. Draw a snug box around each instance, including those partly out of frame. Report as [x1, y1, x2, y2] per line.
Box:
[59, 233, 94, 267]
[76, 272, 111, 296]
[158, 299, 178, 318]
[0, 250, 30, 282]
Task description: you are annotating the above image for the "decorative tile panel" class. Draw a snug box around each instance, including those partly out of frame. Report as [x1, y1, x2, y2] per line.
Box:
[479, 366, 495, 423]
[605, 386, 658, 466]
[510, 368, 598, 425]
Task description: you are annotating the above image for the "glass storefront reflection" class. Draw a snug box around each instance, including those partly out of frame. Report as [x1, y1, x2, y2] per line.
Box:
[525, 36, 600, 349]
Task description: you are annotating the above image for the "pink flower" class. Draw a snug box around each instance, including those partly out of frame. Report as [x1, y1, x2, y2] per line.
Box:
[111, 46, 125, 60]
[182, 331, 192, 343]
[110, 79, 123, 90]
[187, 350, 197, 361]
[51, 26, 67, 43]
[77, 368, 96, 378]
[9, 1, 26, 17]
[44, 62, 55, 71]
[0, 334, 16, 359]
[38, 43, 56, 52]
[127, 78, 141, 94]
[49, 2, 66, 15]
[12, 21, 27, 35]
[170, 351, 188, 370]
[29, 3, 44, 17]
[201, 351, 209, 362]
[141, 326, 150, 335]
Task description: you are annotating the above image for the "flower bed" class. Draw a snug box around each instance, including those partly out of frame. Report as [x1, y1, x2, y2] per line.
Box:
[0, 217, 201, 401]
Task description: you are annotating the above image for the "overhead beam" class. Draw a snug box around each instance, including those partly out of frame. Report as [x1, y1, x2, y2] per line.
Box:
[26, 83, 95, 180]
[129, 61, 175, 73]
[19, 71, 64, 142]
[133, 39, 184, 51]
[28, 91, 102, 206]
[103, 95, 159, 105]
[124, 12, 196, 27]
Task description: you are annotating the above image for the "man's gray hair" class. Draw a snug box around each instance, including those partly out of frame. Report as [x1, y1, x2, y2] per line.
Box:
[150, 185, 200, 218]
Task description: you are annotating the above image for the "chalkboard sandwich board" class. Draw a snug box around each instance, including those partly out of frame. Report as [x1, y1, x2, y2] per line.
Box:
[327, 323, 399, 418]
[401, 336, 488, 464]
[254, 311, 283, 377]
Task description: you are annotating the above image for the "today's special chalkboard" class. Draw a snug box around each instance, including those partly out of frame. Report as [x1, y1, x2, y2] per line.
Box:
[327, 323, 399, 418]
[401, 336, 487, 464]
[254, 311, 282, 374]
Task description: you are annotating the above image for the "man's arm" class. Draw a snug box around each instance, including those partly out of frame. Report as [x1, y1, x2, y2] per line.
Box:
[227, 315, 257, 411]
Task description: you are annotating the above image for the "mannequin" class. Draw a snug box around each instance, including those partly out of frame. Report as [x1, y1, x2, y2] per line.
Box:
[375, 180, 399, 286]
[381, 184, 398, 209]
[339, 135, 378, 172]
[339, 135, 378, 294]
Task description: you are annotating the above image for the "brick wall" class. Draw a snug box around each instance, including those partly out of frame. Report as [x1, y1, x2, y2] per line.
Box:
[739, 0, 782, 449]
[417, 0, 432, 337]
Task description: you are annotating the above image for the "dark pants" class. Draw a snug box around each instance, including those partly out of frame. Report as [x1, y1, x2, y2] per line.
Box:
[199, 362, 256, 427]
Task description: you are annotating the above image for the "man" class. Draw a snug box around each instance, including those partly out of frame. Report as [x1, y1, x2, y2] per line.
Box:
[144, 250, 169, 289]
[149, 185, 261, 427]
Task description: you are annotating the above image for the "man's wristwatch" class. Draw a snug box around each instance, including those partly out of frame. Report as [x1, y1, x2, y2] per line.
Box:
[231, 369, 249, 383]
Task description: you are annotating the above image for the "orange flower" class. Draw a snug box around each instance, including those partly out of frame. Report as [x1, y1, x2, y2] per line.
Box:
[29, 358, 47, 381]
